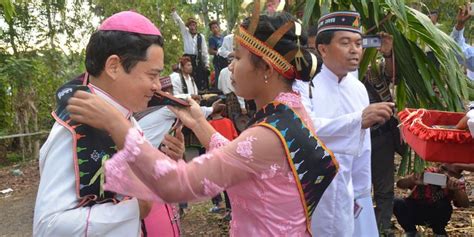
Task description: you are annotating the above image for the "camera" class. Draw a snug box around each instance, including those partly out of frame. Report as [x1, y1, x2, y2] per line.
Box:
[362, 35, 382, 48]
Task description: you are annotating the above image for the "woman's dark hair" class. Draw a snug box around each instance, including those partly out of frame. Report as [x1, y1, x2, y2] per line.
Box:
[85, 30, 164, 77]
[241, 12, 316, 82]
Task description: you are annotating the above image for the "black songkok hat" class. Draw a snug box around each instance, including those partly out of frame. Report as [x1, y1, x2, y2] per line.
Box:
[317, 11, 362, 36]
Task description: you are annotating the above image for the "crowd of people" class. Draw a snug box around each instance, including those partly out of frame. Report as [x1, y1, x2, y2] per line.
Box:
[32, 1, 474, 237]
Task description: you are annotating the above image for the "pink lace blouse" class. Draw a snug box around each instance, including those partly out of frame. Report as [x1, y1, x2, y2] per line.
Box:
[104, 92, 317, 236]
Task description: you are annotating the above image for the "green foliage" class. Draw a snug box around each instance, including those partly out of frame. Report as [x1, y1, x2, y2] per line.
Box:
[0, 0, 15, 23]
[0, 0, 92, 160]
[295, 0, 471, 174]
[91, 0, 231, 75]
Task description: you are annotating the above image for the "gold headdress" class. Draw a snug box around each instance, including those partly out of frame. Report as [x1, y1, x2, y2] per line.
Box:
[235, 0, 317, 81]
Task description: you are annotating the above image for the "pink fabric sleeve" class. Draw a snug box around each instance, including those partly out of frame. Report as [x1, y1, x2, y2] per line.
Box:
[104, 126, 287, 203]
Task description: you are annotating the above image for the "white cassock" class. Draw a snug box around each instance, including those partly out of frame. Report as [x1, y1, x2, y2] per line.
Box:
[34, 84, 214, 237]
[293, 65, 378, 237]
[34, 85, 141, 237]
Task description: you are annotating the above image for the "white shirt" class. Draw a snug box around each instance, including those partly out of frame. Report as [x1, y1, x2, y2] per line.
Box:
[139, 106, 213, 147]
[468, 110, 474, 137]
[170, 72, 198, 96]
[468, 69, 474, 81]
[451, 27, 474, 73]
[218, 67, 245, 109]
[293, 65, 373, 237]
[172, 11, 209, 67]
[34, 84, 141, 237]
[217, 34, 234, 59]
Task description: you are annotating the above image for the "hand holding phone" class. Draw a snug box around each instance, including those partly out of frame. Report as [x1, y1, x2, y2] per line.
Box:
[423, 172, 447, 187]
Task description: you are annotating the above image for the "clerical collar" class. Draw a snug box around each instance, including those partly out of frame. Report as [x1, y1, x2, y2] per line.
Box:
[89, 83, 132, 119]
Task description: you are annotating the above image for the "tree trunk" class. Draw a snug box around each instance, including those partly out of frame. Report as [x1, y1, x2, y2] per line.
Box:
[44, 0, 56, 49]
[7, 19, 18, 56]
[29, 100, 40, 159]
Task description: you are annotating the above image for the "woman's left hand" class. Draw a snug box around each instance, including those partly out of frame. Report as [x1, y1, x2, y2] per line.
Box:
[67, 90, 128, 132]
[168, 98, 206, 130]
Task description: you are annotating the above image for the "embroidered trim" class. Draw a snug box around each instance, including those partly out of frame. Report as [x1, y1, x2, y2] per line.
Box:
[154, 159, 178, 178]
[208, 132, 229, 151]
[275, 92, 302, 108]
[236, 136, 257, 161]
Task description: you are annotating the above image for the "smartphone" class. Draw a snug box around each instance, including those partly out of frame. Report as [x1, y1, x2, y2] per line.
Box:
[423, 172, 447, 187]
[148, 91, 190, 107]
[470, 3, 474, 16]
[362, 35, 382, 48]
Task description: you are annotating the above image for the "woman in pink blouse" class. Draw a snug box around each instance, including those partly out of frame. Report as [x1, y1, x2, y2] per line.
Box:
[68, 11, 338, 236]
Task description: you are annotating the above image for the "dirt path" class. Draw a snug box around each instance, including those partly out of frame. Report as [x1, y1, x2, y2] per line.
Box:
[0, 191, 36, 237]
[0, 161, 38, 237]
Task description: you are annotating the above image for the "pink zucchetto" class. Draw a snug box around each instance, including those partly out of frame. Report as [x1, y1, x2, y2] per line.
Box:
[98, 11, 162, 36]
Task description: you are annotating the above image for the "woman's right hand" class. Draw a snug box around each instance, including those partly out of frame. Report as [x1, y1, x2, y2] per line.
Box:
[168, 98, 206, 130]
[67, 90, 129, 132]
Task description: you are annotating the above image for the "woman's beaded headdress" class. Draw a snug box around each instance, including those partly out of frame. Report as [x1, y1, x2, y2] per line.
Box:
[235, 0, 317, 81]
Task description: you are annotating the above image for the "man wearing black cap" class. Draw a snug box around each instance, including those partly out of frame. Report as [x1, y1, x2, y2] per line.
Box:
[172, 9, 210, 91]
[294, 11, 395, 237]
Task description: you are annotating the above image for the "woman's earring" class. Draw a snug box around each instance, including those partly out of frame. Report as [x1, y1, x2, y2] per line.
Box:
[264, 75, 268, 84]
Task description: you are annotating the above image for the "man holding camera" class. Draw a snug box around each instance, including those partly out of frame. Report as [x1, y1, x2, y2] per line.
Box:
[362, 32, 400, 237]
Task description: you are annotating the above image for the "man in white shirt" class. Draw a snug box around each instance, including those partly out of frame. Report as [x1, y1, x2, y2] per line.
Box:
[451, 3, 473, 80]
[217, 34, 234, 60]
[34, 12, 167, 237]
[218, 66, 246, 114]
[470, 108, 474, 137]
[172, 9, 210, 90]
[170, 56, 199, 98]
[294, 11, 394, 237]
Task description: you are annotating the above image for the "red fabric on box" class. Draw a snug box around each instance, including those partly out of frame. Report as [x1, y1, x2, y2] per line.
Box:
[398, 108, 474, 163]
